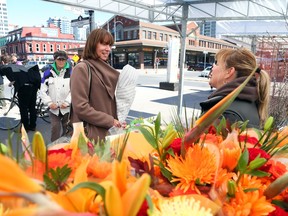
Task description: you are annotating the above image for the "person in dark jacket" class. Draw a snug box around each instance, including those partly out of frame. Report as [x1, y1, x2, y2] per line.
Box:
[200, 48, 271, 129]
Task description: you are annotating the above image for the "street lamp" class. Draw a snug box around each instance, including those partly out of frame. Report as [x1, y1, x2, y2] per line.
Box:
[203, 51, 208, 69]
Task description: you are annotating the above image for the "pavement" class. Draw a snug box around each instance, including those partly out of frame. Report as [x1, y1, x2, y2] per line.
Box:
[0, 68, 211, 148]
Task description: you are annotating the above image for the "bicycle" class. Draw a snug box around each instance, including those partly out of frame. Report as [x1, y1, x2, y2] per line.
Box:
[0, 84, 50, 130]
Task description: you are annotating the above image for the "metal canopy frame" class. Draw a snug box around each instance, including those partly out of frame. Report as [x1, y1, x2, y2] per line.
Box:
[42, 0, 288, 116]
[43, 0, 288, 23]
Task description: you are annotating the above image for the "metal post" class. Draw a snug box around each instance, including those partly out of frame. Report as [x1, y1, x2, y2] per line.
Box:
[88, 10, 95, 33]
[203, 51, 208, 69]
[177, 4, 188, 116]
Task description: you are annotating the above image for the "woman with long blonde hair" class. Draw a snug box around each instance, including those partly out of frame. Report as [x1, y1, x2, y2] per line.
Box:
[200, 47, 270, 128]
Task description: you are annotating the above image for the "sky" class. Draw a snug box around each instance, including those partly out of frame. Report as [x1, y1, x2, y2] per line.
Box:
[7, 0, 113, 27]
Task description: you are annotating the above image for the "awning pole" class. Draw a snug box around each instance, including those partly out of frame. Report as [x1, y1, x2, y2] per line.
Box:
[177, 4, 188, 116]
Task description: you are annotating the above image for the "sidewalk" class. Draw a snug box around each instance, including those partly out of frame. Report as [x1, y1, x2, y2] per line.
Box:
[0, 69, 209, 145]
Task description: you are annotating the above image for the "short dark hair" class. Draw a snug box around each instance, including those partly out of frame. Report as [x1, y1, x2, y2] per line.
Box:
[82, 28, 114, 60]
[0, 54, 11, 64]
[53, 50, 68, 60]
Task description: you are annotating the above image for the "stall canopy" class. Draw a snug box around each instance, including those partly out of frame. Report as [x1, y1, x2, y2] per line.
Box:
[43, 0, 288, 115]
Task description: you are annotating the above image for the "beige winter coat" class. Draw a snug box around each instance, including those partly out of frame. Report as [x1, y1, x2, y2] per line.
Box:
[70, 58, 119, 142]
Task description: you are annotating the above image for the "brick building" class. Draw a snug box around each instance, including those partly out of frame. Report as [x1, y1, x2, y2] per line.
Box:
[1, 25, 85, 61]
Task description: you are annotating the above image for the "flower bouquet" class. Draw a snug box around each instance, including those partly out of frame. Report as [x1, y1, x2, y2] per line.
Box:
[0, 68, 288, 216]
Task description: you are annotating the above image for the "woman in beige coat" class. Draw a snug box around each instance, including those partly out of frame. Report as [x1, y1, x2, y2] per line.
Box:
[70, 28, 123, 142]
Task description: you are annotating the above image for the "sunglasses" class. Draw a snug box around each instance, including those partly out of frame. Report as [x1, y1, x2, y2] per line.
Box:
[56, 58, 66, 61]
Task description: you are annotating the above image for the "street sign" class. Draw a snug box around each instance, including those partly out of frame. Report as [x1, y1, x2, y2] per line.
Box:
[71, 16, 90, 27]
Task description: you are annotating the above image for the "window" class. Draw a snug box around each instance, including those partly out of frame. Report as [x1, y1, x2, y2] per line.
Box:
[148, 31, 151, 39]
[142, 30, 146, 39]
[144, 52, 153, 66]
[50, 44, 54, 52]
[159, 33, 163, 41]
[56, 44, 60, 51]
[36, 44, 40, 52]
[133, 30, 137, 39]
[152, 32, 156, 40]
[43, 44, 46, 52]
[28, 43, 32, 52]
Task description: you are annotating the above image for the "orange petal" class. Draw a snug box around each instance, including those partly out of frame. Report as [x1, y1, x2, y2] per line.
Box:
[0, 155, 43, 193]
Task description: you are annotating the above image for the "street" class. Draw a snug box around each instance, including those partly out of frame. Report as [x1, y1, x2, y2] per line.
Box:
[0, 69, 212, 148]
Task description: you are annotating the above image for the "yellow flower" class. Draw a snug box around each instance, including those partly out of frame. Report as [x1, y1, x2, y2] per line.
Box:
[167, 145, 217, 193]
[150, 195, 213, 216]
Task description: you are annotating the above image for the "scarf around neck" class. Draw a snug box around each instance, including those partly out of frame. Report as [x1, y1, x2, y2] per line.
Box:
[85, 58, 120, 99]
[208, 76, 258, 102]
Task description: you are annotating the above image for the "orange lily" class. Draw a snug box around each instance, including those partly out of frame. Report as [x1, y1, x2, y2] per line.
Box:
[101, 160, 151, 216]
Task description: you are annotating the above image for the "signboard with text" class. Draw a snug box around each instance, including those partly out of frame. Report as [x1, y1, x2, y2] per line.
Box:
[71, 16, 90, 27]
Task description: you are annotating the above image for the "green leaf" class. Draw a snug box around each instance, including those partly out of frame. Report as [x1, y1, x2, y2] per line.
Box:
[43, 164, 72, 193]
[248, 157, 267, 170]
[69, 182, 106, 198]
[137, 126, 158, 149]
[236, 148, 249, 172]
[154, 113, 161, 138]
[271, 199, 288, 211]
[245, 169, 270, 177]
[243, 188, 259, 193]
[78, 132, 88, 155]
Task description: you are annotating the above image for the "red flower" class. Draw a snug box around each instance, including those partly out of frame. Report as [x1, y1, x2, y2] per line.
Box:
[167, 138, 182, 155]
[248, 148, 271, 161]
[48, 148, 72, 157]
[137, 199, 149, 216]
[268, 205, 288, 216]
[247, 148, 271, 171]
[239, 135, 259, 146]
[208, 125, 216, 134]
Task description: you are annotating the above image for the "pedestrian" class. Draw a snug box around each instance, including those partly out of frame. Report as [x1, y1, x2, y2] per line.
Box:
[10, 53, 22, 65]
[0, 54, 41, 131]
[40, 50, 72, 142]
[0, 54, 10, 108]
[200, 47, 270, 129]
[70, 28, 124, 142]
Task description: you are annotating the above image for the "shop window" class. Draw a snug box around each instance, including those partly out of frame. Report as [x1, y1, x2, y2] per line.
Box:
[114, 53, 126, 69]
[128, 53, 140, 68]
[144, 52, 153, 66]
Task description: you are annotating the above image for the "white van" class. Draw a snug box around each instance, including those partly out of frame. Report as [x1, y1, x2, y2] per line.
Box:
[27, 61, 49, 69]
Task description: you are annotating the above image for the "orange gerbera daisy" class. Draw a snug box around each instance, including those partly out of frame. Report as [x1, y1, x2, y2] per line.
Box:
[166, 145, 217, 194]
[222, 186, 275, 216]
[86, 155, 112, 179]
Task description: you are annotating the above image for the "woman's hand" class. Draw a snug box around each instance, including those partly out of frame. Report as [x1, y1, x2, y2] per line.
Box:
[113, 119, 122, 128]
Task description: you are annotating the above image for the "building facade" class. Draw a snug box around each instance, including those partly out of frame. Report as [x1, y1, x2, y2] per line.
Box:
[101, 15, 237, 69]
[47, 17, 73, 34]
[0, 26, 85, 61]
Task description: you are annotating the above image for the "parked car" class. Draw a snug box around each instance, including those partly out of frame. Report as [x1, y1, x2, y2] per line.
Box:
[200, 66, 212, 77]
[188, 63, 212, 71]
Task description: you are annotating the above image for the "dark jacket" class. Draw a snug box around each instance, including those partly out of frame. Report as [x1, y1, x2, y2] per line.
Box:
[70, 59, 119, 142]
[200, 76, 260, 128]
